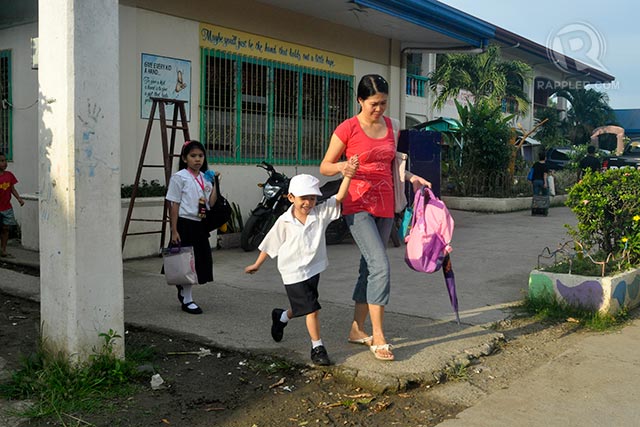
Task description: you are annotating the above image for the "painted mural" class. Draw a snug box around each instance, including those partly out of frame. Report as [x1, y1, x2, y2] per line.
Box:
[529, 269, 640, 315]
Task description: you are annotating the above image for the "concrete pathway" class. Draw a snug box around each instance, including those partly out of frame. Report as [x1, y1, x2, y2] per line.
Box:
[438, 322, 640, 426]
[1, 206, 578, 394]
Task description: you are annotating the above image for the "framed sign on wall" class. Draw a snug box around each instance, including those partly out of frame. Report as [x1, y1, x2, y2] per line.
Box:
[140, 53, 191, 121]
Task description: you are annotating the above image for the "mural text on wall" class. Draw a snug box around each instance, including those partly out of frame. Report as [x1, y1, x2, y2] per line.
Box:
[199, 23, 353, 75]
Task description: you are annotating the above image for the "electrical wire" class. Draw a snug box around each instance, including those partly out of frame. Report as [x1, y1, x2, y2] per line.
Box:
[2, 98, 38, 110]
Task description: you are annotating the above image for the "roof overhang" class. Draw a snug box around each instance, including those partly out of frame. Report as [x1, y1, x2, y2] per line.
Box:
[0, 0, 37, 30]
[2, 0, 494, 52]
[255, 0, 494, 50]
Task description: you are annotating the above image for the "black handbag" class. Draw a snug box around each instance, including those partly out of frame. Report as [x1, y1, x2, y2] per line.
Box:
[204, 174, 232, 232]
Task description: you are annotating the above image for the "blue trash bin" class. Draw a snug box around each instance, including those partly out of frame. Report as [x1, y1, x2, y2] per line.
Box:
[398, 129, 442, 199]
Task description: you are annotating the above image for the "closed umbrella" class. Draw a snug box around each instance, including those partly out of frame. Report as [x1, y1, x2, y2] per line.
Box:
[442, 254, 460, 324]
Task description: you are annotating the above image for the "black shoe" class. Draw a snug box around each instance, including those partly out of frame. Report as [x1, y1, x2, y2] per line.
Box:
[176, 285, 184, 304]
[271, 308, 287, 342]
[182, 301, 203, 315]
[310, 345, 331, 366]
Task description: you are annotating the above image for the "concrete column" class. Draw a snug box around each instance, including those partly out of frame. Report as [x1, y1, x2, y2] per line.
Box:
[38, 0, 123, 361]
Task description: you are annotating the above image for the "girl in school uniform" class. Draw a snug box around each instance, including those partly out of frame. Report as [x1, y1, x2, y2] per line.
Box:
[165, 140, 216, 314]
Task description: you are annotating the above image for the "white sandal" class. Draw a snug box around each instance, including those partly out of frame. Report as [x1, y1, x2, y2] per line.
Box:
[370, 344, 394, 361]
[348, 335, 373, 345]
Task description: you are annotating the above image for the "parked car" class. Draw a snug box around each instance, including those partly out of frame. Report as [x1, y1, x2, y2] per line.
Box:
[602, 141, 640, 171]
[545, 147, 576, 170]
[546, 146, 610, 171]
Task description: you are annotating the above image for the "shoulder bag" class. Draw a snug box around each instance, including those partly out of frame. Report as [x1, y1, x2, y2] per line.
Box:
[391, 118, 408, 213]
[204, 174, 232, 232]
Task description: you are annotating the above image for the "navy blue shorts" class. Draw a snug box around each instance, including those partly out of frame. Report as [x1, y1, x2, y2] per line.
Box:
[285, 274, 321, 317]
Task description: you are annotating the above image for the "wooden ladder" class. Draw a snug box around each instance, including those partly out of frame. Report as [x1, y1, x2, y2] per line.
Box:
[121, 97, 190, 251]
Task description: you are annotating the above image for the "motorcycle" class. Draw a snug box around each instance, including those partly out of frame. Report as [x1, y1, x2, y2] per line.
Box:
[240, 161, 291, 252]
[318, 179, 350, 245]
[240, 162, 399, 251]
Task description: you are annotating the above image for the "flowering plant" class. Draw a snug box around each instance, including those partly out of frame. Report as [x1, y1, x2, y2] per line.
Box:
[620, 215, 640, 268]
[565, 168, 640, 272]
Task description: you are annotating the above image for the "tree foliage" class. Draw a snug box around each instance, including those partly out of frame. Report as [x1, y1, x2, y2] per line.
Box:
[455, 99, 514, 175]
[429, 44, 532, 113]
[534, 107, 569, 148]
[554, 88, 616, 145]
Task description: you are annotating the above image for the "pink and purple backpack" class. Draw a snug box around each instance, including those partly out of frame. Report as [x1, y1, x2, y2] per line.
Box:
[404, 187, 454, 273]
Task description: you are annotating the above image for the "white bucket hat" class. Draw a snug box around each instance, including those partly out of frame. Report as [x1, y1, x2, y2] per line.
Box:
[288, 174, 322, 197]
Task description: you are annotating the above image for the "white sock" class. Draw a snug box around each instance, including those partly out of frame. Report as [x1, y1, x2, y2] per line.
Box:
[311, 339, 323, 349]
[181, 284, 194, 304]
[280, 310, 290, 323]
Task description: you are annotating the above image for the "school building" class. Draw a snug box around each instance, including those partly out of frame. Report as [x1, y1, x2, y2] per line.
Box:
[1, 0, 614, 258]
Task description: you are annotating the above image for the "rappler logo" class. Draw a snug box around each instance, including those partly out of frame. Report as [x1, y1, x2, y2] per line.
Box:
[546, 22, 608, 73]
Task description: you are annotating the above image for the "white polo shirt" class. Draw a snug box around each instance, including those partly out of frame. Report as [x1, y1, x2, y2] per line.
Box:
[259, 196, 341, 285]
[166, 169, 213, 221]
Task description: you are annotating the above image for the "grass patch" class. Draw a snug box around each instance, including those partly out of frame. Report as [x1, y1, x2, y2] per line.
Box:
[443, 363, 469, 382]
[249, 355, 297, 375]
[522, 292, 630, 331]
[0, 329, 151, 422]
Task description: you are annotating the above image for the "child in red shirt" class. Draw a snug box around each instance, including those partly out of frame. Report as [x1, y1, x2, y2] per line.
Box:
[0, 152, 24, 258]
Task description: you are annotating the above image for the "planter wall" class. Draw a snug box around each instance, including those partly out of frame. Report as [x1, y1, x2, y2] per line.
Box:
[529, 268, 640, 315]
[443, 195, 567, 213]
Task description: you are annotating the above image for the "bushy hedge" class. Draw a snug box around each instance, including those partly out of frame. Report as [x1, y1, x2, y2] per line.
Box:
[565, 168, 640, 268]
[121, 179, 166, 198]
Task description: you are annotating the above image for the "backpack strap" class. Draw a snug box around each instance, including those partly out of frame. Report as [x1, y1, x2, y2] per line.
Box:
[410, 188, 426, 231]
[390, 117, 400, 147]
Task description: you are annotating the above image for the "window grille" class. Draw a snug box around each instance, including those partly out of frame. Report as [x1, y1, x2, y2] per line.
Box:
[200, 48, 353, 165]
[0, 50, 11, 159]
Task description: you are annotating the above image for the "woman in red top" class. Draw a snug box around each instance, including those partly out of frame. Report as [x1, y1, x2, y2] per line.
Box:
[320, 75, 430, 361]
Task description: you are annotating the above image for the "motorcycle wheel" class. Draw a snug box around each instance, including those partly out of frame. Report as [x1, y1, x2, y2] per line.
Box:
[325, 218, 348, 245]
[240, 213, 276, 252]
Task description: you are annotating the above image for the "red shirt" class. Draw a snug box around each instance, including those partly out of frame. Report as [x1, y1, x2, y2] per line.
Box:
[0, 171, 18, 212]
[333, 116, 395, 218]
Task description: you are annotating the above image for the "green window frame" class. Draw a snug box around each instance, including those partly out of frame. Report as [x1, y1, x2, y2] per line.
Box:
[0, 50, 12, 160]
[200, 48, 353, 165]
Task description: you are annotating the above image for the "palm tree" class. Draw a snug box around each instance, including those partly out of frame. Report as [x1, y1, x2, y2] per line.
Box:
[554, 88, 616, 145]
[429, 44, 532, 114]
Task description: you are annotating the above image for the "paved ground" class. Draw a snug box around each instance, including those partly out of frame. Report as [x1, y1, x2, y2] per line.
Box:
[5, 206, 640, 425]
[5, 205, 640, 426]
[1, 206, 577, 393]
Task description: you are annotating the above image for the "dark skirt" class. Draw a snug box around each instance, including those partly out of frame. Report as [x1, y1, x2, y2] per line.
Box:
[176, 217, 213, 284]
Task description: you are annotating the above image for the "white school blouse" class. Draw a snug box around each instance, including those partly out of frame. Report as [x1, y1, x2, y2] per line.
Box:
[165, 169, 213, 221]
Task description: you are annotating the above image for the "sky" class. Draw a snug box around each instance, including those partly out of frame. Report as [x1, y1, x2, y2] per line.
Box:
[437, 0, 638, 110]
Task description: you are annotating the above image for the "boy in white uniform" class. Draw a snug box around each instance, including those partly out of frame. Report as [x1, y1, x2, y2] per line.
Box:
[245, 158, 358, 366]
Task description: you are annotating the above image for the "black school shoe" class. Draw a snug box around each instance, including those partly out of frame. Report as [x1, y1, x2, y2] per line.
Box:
[271, 308, 288, 342]
[182, 301, 203, 315]
[310, 345, 331, 366]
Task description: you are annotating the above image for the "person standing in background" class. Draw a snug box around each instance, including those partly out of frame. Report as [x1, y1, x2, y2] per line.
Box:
[0, 152, 25, 258]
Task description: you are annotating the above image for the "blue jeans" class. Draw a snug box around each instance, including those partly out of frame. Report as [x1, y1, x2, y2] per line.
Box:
[344, 212, 393, 305]
[532, 180, 547, 196]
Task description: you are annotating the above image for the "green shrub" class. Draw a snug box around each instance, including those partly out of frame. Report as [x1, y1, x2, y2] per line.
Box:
[565, 168, 640, 269]
[456, 99, 514, 176]
[121, 179, 166, 198]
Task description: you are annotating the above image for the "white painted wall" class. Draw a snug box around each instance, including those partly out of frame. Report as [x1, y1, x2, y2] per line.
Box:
[5, 7, 404, 257]
[0, 23, 39, 227]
